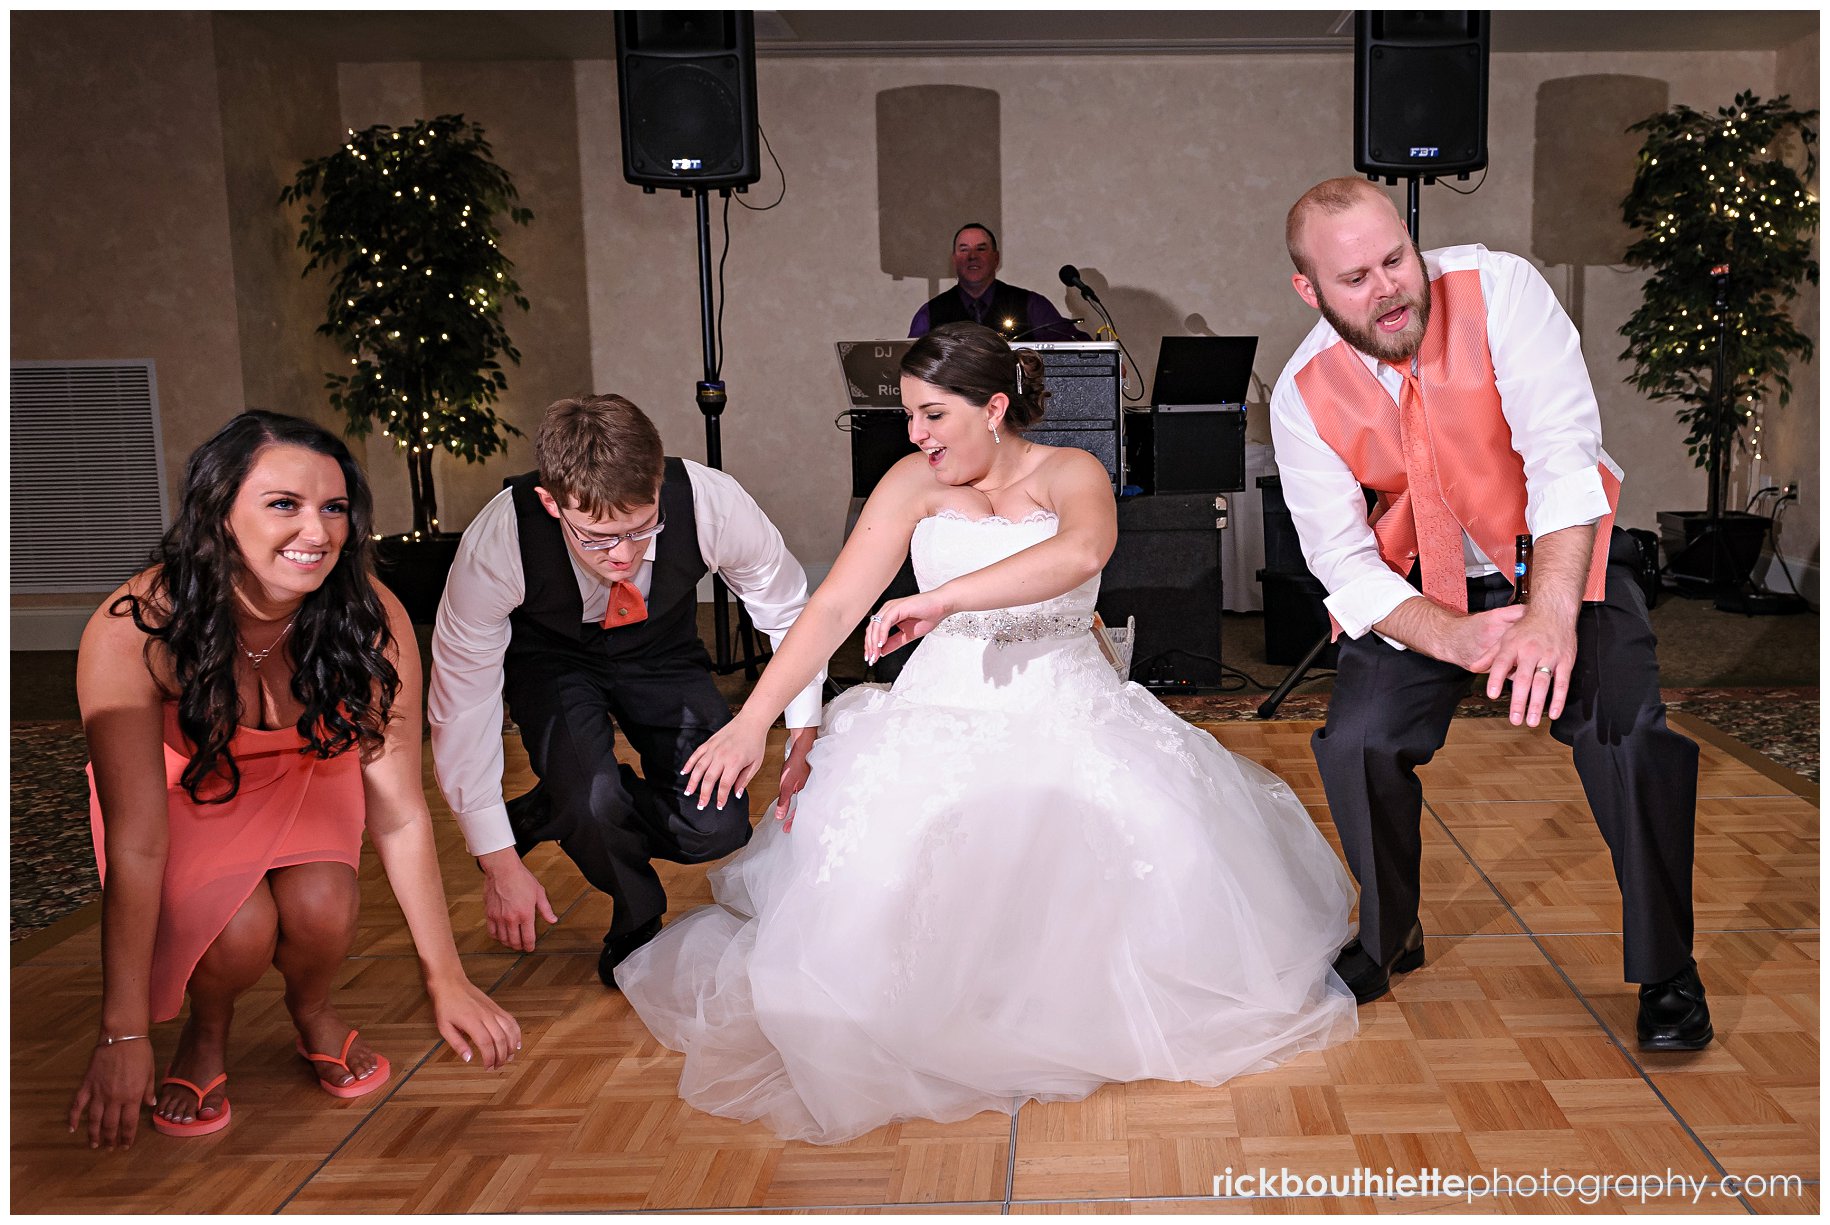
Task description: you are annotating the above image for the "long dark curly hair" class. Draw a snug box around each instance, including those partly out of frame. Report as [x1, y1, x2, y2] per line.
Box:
[114, 411, 399, 803]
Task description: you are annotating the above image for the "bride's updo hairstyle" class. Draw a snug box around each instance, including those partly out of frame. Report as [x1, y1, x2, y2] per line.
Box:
[900, 321, 1050, 433]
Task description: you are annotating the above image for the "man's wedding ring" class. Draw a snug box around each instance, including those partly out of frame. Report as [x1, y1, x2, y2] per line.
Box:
[1536, 665, 1554, 675]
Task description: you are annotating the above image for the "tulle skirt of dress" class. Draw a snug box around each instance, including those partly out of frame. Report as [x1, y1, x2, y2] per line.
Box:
[616, 631, 1357, 1144]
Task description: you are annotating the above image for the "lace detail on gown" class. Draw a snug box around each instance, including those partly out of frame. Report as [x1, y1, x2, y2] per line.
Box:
[927, 507, 1060, 527]
[615, 513, 1357, 1144]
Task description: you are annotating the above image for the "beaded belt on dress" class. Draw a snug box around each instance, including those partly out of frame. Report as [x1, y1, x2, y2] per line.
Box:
[931, 610, 1093, 645]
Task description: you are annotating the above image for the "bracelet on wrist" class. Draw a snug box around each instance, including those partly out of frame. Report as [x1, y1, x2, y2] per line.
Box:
[96, 1033, 150, 1047]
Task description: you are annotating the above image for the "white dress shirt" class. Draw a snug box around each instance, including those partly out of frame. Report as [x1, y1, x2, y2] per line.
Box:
[1269, 245, 1622, 645]
[429, 458, 823, 856]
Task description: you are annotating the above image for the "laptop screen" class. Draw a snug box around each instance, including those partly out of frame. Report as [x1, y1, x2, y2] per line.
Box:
[1151, 336, 1258, 406]
[835, 339, 916, 408]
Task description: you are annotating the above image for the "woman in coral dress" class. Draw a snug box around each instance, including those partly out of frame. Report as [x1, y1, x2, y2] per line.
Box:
[67, 411, 520, 1147]
[616, 324, 1357, 1144]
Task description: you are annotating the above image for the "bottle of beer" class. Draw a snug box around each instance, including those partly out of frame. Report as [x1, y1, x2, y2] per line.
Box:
[1513, 534, 1534, 604]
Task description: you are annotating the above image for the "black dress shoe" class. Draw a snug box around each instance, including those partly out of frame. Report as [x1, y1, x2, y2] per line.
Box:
[598, 915, 664, 989]
[1332, 921, 1425, 1005]
[1637, 961, 1713, 1051]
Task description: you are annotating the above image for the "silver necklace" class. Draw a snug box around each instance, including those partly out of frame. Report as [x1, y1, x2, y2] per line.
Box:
[238, 613, 298, 669]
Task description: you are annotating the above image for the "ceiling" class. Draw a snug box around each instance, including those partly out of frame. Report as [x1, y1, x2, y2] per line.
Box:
[241, 9, 1819, 62]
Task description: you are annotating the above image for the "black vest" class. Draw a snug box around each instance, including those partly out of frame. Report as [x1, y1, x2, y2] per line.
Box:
[504, 458, 710, 673]
[919, 280, 1035, 336]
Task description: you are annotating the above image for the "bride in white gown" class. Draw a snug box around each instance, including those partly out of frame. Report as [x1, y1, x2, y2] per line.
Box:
[616, 322, 1357, 1144]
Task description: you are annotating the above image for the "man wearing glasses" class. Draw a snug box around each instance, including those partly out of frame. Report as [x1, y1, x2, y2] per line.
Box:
[429, 394, 822, 986]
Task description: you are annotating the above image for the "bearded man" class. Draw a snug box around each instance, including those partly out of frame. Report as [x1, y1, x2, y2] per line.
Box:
[1268, 177, 1708, 1050]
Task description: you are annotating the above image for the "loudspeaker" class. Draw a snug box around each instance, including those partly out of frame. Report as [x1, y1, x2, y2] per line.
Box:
[845, 410, 917, 498]
[1021, 344, 1124, 488]
[1255, 475, 1339, 668]
[615, 12, 759, 191]
[1259, 571, 1340, 668]
[1354, 11, 1489, 179]
[1028, 421, 1122, 488]
[1126, 409, 1246, 494]
[1098, 494, 1224, 691]
[1657, 510, 1773, 595]
[846, 344, 1123, 494]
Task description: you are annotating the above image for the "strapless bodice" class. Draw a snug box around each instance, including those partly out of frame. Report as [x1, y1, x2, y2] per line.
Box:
[910, 511, 1100, 641]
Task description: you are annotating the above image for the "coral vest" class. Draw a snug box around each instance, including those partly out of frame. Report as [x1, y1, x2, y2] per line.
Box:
[1292, 266, 1619, 604]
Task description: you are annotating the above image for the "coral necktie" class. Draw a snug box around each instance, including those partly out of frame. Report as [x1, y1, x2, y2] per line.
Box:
[1391, 365, 1468, 613]
[601, 579, 648, 629]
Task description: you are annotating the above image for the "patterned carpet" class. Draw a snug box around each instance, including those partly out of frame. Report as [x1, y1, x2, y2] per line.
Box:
[10, 686, 1815, 942]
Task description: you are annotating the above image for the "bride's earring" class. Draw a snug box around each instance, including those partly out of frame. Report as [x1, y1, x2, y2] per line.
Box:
[990, 422, 1001, 445]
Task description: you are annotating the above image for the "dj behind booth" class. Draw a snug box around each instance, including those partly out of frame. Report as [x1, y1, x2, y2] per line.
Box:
[833, 335, 1259, 692]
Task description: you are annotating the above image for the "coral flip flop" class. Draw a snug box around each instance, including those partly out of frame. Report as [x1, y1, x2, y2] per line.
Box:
[150, 1072, 232, 1137]
[294, 1030, 391, 1099]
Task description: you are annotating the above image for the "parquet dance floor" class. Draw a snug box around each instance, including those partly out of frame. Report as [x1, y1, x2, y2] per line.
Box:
[12, 714, 1817, 1214]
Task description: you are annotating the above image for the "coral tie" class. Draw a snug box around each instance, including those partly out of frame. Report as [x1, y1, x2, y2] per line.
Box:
[1391, 366, 1468, 613]
[601, 579, 648, 629]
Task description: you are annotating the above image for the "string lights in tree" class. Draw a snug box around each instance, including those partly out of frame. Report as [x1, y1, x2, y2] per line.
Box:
[281, 114, 533, 538]
[1618, 91, 1817, 515]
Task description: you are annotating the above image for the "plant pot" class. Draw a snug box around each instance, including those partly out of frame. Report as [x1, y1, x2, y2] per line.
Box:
[374, 534, 462, 625]
[1655, 510, 1772, 596]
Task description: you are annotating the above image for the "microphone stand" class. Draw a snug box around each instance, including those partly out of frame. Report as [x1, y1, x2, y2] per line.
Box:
[1061, 275, 1142, 401]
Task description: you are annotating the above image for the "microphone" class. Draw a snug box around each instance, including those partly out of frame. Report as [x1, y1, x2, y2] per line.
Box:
[1057, 265, 1140, 405]
[1058, 264, 1101, 304]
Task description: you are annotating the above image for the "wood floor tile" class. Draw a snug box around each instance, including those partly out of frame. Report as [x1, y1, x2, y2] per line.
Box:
[1416, 1037, 1541, 1082]
[788, 1204, 1004, 1215]
[13, 956, 476, 1212]
[16, 713, 1816, 1212]
[1012, 1194, 1729, 1215]
[1743, 1182, 1819, 1214]
[1441, 1079, 1572, 1132]
[1349, 1130, 1484, 1177]
[1009, 1142, 1136, 1200]
[1439, 793, 1818, 936]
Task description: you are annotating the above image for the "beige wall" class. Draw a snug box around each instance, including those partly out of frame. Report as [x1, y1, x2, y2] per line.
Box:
[581, 48, 1791, 576]
[1767, 30, 1820, 596]
[12, 14, 1816, 593]
[213, 15, 345, 437]
[421, 61, 596, 530]
[12, 11, 247, 506]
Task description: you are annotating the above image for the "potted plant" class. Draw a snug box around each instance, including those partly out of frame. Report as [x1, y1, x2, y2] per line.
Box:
[1618, 91, 1817, 596]
[281, 113, 533, 620]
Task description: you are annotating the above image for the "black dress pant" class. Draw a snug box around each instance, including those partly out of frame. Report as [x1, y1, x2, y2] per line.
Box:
[502, 654, 751, 939]
[1313, 529, 1699, 984]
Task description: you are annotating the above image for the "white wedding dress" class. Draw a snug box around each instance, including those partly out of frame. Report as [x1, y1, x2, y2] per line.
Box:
[616, 511, 1358, 1144]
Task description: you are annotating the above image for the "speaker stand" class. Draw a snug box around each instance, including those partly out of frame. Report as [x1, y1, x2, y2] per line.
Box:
[1255, 629, 1334, 719]
[689, 187, 765, 679]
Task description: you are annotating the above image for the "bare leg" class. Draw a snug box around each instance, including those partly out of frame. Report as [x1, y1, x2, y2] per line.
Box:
[157, 880, 279, 1125]
[268, 861, 381, 1089]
